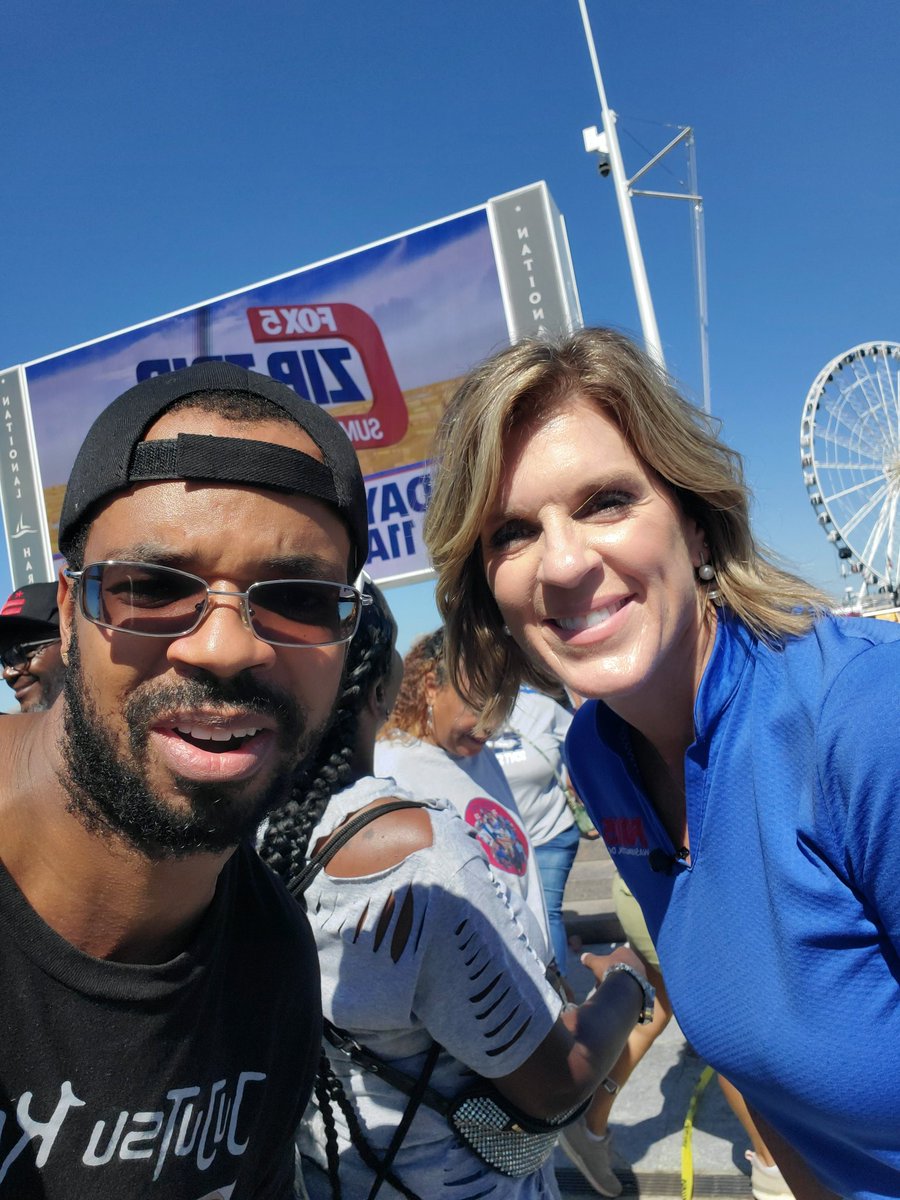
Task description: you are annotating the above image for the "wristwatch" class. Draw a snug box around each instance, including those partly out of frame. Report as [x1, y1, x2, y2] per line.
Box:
[602, 962, 656, 1025]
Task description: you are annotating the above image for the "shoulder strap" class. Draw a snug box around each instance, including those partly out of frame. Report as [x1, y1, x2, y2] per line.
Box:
[323, 1020, 451, 1116]
[289, 798, 430, 899]
[297, 796, 433, 1200]
[366, 1038, 442, 1200]
[514, 729, 571, 794]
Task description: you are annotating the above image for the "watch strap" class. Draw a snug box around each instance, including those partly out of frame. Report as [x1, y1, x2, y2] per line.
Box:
[602, 962, 656, 1025]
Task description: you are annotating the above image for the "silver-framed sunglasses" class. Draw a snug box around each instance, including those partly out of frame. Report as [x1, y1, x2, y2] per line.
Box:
[0, 638, 60, 672]
[64, 561, 372, 648]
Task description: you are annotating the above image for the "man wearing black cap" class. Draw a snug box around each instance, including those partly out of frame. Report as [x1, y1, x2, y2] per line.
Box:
[0, 363, 370, 1198]
[0, 581, 65, 711]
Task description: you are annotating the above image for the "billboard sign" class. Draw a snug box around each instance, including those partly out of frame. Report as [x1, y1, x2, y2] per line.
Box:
[0, 181, 580, 589]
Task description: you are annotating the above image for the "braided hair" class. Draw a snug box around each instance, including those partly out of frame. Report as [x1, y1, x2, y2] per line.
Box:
[380, 627, 446, 742]
[259, 583, 417, 1200]
[259, 579, 398, 885]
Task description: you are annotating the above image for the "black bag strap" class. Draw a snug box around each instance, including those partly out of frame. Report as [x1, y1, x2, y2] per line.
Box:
[317, 1055, 426, 1200]
[366, 1038, 441, 1200]
[323, 1020, 451, 1117]
[289, 798, 430, 898]
[325, 1020, 586, 1134]
[290, 797, 434, 1199]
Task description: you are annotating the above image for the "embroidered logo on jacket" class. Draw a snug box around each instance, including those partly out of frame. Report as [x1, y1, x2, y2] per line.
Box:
[602, 816, 649, 857]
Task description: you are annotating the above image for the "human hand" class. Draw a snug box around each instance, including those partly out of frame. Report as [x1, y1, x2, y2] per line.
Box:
[581, 943, 647, 988]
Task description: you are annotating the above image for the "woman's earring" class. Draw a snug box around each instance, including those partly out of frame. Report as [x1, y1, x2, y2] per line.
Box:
[502, 624, 512, 636]
[426, 703, 434, 733]
[697, 546, 716, 583]
[697, 553, 721, 604]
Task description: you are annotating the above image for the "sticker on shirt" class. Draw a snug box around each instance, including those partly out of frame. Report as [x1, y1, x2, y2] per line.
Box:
[465, 798, 529, 876]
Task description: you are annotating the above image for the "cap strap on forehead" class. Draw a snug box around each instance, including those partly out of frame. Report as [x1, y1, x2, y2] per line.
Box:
[58, 362, 369, 573]
[129, 433, 340, 505]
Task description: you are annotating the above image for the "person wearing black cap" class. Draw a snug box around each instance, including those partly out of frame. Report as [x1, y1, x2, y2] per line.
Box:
[0, 581, 65, 711]
[0, 362, 370, 1198]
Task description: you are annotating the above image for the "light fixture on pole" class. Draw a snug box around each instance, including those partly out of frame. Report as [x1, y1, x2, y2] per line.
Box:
[577, 0, 711, 413]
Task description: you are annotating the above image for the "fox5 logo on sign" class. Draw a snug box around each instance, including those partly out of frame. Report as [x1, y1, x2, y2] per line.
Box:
[246, 303, 408, 451]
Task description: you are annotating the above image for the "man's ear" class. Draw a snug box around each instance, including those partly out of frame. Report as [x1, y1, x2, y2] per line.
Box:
[363, 682, 384, 722]
[57, 569, 75, 666]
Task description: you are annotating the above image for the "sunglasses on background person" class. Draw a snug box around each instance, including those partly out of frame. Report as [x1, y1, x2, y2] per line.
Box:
[64, 562, 372, 648]
[0, 639, 61, 674]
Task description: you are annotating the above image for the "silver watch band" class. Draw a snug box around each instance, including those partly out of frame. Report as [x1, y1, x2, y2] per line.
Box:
[602, 962, 656, 1025]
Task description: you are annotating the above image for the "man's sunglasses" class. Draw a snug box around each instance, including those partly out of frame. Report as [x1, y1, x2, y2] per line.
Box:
[64, 561, 372, 648]
[0, 638, 60, 672]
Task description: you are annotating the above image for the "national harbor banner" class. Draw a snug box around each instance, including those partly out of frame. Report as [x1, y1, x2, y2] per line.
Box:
[0, 182, 581, 589]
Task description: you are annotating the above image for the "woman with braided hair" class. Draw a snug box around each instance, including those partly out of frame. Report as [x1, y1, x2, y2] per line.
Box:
[262, 583, 652, 1200]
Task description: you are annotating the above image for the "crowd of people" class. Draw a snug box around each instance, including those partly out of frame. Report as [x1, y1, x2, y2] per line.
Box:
[0, 330, 897, 1200]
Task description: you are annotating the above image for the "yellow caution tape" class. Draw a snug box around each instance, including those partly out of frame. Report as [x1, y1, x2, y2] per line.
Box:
[681, 1064, 715, 1200]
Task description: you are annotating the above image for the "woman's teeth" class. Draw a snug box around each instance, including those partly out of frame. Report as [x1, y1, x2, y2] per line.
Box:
[557, 602, 620, 631]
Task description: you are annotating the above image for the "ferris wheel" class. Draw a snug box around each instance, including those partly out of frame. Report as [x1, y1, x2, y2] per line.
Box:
[800, 341, 900, 598]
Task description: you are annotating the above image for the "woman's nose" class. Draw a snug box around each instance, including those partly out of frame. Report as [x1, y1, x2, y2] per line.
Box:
[536, 520, 601, 588]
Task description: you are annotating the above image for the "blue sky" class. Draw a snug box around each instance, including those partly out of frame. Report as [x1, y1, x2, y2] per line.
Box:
[3, 0, 899, 668]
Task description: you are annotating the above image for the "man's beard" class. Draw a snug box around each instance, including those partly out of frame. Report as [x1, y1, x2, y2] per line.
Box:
[60, 630, 331, 860]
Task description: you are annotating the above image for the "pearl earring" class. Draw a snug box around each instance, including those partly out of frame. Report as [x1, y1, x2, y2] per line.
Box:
[697, 553, 721, 604]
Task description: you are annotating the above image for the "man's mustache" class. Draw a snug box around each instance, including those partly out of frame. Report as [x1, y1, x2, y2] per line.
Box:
[124, 674, 304, 754]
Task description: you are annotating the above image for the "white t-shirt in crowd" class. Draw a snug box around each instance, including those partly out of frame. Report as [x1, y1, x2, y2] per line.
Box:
[488, 687, 575, 847]
[375, 733, 551, 962]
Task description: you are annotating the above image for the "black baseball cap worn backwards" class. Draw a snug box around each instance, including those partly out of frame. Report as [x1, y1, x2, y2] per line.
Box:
[58, 362, 368, 575]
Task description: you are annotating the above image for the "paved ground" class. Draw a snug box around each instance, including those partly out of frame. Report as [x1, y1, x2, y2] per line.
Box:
[556, 836, 755, 1199]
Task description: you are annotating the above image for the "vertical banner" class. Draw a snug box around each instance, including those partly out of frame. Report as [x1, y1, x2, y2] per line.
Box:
[0, 366, 53, 588]
[2, 182, 580, 588]
[488, 182, 582, 340]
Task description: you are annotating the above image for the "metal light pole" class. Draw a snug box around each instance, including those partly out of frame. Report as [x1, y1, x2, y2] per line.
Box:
[577, 0, 712, 412]
[577, 0, 663, 368]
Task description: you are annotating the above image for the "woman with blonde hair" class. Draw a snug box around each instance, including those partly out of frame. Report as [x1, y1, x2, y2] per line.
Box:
[424, 326, 900, 1200]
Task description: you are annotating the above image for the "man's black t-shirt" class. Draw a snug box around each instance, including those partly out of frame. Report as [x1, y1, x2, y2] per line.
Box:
[0, 840, 320, 1198]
